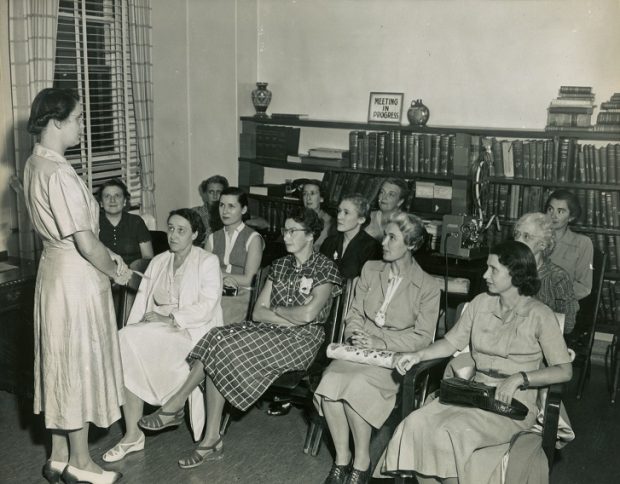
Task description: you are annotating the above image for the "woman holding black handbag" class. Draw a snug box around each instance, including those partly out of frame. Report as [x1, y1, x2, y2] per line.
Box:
[383, 240, 572, 484]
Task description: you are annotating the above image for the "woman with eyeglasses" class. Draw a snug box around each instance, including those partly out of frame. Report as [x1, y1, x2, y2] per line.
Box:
[514, 212, 578, 333]
[315, 212, 440, 484]
[364, 178, 409, 242]
[544, 189, 593, 301]
[137, 208, 342, 469]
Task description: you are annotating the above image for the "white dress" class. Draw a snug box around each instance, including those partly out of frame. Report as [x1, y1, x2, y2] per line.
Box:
[119, 246, 223, 439]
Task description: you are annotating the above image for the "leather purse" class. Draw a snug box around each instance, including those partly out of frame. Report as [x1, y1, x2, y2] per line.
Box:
[439, 377, 529, 420]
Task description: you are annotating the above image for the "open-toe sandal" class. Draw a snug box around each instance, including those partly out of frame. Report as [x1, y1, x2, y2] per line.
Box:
[138, 408, 185, 431]
[178, 436, 224, 469]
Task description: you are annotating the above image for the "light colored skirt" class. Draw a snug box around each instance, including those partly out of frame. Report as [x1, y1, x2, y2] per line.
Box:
[33, 246, 124, 429]
[221, 289, 251, 325]
[119, 321, 194, 405]
[314, 360, 400, 429]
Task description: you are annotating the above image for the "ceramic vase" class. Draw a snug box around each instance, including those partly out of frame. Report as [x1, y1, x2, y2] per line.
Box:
[251, 82, 272, 118]
[407, 99, 430, 126]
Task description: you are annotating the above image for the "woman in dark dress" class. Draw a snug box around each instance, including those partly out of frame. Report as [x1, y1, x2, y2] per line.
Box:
[137, 208, 342, 469]
[320, 193, 381, 279]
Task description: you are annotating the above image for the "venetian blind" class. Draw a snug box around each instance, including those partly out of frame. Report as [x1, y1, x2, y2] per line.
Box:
[54, 0, 141, 207]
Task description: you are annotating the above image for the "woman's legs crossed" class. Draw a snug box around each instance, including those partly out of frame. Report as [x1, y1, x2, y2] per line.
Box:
[343, 403, 372, 471]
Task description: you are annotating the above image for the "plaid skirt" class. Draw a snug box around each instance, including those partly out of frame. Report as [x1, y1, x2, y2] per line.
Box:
[187, 321, 324, 411]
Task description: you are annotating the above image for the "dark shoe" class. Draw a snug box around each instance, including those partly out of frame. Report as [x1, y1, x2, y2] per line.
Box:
[42, 460, 66, 484]
[345, 466, 370, 484]
[267, 400, 292, 416]
[323, 462, 351, 484]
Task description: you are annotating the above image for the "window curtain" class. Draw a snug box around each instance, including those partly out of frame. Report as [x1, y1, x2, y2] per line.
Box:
[127, 0, 156, 229]
[8, 0, 59, 260]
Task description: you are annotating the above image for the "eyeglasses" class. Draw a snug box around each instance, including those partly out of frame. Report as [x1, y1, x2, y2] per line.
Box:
[281, 228, 307, 237]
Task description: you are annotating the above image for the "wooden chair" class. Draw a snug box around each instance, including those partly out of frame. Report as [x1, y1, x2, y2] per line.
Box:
[572, 248, 606, 399]
[264, 278, 352, 456]
[382, 309, 571, 483]
[220, 272, 352, 455]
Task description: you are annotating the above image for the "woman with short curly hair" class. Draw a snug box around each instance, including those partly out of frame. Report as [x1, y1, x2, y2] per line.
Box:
[383, 240, 572, 484]
[103, 208, 224, 464]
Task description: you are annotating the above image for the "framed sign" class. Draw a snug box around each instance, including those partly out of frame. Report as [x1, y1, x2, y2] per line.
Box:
[368, 92, 404, 124]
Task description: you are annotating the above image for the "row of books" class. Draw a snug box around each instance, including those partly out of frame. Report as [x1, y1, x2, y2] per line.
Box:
[485, 184, 620, 229]
[348, 131, 456, 175]
[478, 136, 620, 184]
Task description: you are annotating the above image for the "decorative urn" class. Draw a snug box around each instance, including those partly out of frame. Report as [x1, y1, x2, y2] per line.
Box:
[251, 82, 272, 118]
[407, 99, 430, 126]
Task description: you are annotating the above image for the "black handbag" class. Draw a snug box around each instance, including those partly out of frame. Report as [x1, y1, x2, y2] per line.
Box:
[439, 377, 529, 420]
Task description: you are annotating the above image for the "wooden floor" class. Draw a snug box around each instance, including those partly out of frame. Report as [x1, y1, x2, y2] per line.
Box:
[1, 364, 618, 484]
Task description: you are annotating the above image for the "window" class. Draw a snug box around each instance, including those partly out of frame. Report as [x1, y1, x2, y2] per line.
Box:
[54, 0, 141, 207]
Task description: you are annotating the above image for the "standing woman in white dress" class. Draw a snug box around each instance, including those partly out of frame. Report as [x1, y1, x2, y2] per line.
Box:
[23, 88, 130, 484]
[102, 208, 224, 462]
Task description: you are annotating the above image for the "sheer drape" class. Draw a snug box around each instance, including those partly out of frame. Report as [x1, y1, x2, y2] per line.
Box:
[9, 0, 59, 260]
[128, 0, 156, 229]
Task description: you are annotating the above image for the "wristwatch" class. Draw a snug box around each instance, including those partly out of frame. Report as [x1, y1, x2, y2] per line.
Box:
[519, 371, 530, 390]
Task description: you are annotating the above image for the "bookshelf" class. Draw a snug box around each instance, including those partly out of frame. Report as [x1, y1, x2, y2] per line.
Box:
[238, 116, 620, 332]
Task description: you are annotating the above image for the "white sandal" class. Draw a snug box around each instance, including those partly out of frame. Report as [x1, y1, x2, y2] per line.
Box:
[102, 432, 145, 463]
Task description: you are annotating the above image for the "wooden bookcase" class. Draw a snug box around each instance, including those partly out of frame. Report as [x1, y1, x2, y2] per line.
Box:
[238, 116, 620, 332]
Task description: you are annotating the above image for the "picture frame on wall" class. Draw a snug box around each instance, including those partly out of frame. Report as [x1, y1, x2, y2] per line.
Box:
[367, 92, 404, 124]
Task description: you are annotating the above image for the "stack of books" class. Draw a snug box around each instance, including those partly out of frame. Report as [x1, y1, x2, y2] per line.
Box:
[594, 93, 620, 133]
[546, 86, 595, 130]
[301, 147, 350, 168]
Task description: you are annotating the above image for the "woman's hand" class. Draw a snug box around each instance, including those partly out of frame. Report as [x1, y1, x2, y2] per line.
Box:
[108, 251, 128, 276]
[394, 352, 422, 375]
[495, 373, 524, 404]
[113, 266, 132, 286]
[350, 330, 383, 349]
[141, 312, 172, 324]
[223, 276, 239, 290]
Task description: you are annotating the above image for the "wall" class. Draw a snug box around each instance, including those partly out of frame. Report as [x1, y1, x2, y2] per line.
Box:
[256, 0, 620, 130]
[151, 0, 257, 229]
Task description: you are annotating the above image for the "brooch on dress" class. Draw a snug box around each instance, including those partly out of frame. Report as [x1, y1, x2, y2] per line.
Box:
[299, 276, 313, 295]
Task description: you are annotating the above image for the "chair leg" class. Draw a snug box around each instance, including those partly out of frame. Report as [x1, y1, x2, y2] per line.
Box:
[220, 410, 231, 435]
[576, 355, 591, 400]
[612, 337, 620, 404]
[303, 419, 323, 456]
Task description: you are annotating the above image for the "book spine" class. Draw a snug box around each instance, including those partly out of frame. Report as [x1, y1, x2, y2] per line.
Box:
[349, 131, 359, 169]
[394, 131, 401, 173]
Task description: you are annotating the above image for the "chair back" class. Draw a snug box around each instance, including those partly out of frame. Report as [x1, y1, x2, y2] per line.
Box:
[245, 265, 270, 321]
[575, 248, 606, 398]
[336, 277, 358, 344]
[149, 230, 169, 255]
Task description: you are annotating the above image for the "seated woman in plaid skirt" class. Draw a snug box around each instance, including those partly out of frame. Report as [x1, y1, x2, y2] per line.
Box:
[138, 207, 342, 468]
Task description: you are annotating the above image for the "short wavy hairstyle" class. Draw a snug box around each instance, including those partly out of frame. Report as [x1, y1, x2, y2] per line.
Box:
[286, 207, 324, 241]
[514, 212, 555, 258]
[199, 175, 229, 195]
[220, 186, 249, 209]
[490, 240, 541, 296]
[544, 189, 581, 222]
[339, 193, 371, 228]
[388, 212, 428, 253]
[382, 177, 410, 204]
[96, 178, 131, 209]
[27, 88, 80, 135]
[300, 179, 326, 201]
[168, 208, 206, 247]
